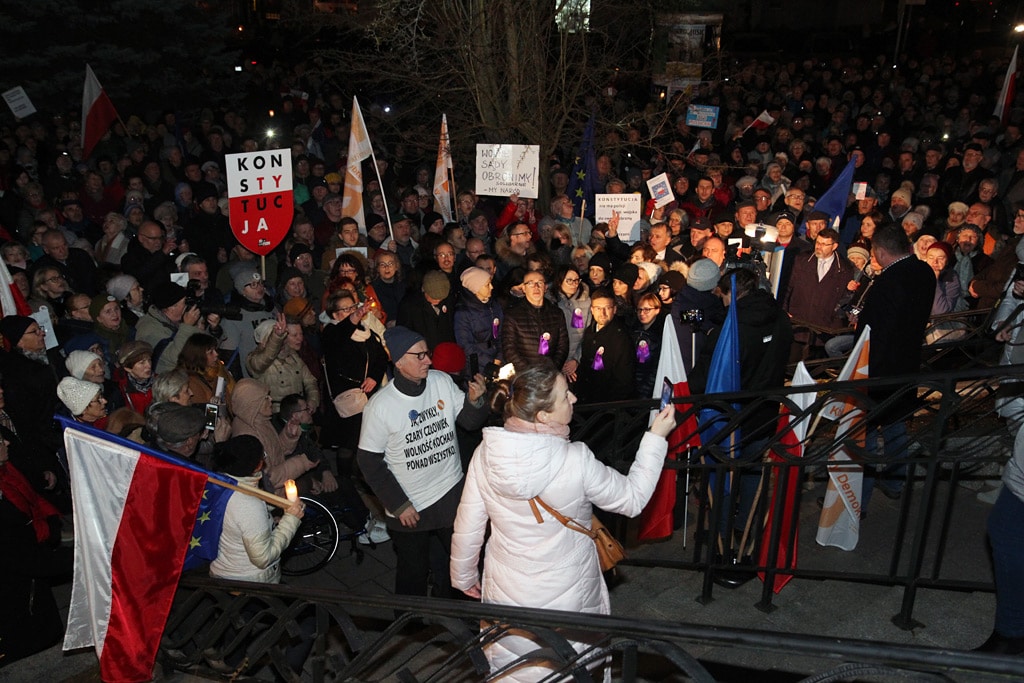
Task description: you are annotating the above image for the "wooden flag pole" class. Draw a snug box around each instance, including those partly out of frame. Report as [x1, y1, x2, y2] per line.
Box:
[366, 146, 394, 241]
[212, 477, 292, 510]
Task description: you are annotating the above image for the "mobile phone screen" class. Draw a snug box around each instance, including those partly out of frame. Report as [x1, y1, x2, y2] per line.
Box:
[204, 403, 219, 431]
[660, 377, 673, 411]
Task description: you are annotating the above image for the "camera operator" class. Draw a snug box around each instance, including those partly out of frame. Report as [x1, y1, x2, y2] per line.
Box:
[136, 280, 209, 374]
[671, 258, 726, 375]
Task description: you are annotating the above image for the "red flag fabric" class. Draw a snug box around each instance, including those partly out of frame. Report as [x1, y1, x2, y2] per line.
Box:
[0, 258, 32, 317]
[757, 361, 815, 592]
[81, 65, 119, 160]
[638, 381, 700, 541]
[995, 46, 1019, 124]
[750, 110, 775, 132]
[63, 425, 208, 683]
[756, 405, 802, 593]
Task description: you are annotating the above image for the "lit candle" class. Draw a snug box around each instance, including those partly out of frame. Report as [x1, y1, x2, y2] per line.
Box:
[285, 480, 298, 502]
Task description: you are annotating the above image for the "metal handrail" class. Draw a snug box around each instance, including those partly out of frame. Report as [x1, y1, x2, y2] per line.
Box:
[162, 577, 1024, 682]
[570, 363, 1017, 623]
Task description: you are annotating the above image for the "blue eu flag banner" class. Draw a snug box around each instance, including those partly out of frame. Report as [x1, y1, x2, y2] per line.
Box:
[567, 114, 601, 220]
[801, 156, 855, 237]
[182, 473, 234, 570]
[699, 274, 742, 494]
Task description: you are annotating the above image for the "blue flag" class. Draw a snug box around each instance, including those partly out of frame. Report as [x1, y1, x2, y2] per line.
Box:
[801, 156, 855, 239]
[182, 474, 234, 570]
[699, 274, 742, 494]
[566, 114, 601, 220]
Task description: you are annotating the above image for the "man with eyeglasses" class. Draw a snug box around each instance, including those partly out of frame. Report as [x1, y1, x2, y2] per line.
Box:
[574, 289, 634, 404]
[495, 221, 535, 281]
[501, 270, 568, 371]
[357, 325, 488, 597]
[120, 220, 177, 293]
[971, 201, 1024, 309]
[782, 228, 852, 361]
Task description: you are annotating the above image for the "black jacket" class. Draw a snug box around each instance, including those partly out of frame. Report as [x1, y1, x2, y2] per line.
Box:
[575, 317, 635, 404]
[691, 288, 793, 440]
[857, 254, 935, 420]
[501, 297, 569, 371]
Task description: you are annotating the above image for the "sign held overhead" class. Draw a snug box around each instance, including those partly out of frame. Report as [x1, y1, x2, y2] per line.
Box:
[225, 149, 293, 255]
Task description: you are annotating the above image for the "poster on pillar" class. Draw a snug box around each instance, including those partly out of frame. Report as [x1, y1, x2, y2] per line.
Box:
[225, 149, 293, 256]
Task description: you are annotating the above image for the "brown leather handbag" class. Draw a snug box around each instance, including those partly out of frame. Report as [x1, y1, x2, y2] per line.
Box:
[529, 496, 626, 572]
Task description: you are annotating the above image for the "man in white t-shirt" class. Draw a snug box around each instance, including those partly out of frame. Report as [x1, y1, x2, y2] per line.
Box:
[357, 326, 488, 597]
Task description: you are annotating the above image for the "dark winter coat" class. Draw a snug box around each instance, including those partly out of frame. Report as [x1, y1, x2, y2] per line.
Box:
[501, 297, 569, 371]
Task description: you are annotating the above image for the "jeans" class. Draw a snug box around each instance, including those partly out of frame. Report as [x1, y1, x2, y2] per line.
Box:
[861, 420, 909, 510]
[825, 334, 856, 358]
[988, 487, 1024, 638]
[391, 526, 455, 598]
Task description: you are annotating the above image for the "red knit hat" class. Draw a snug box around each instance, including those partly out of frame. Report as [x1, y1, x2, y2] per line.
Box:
[431, 342, 466, 374]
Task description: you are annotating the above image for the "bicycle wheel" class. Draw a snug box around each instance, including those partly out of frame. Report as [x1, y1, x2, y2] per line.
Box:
[281, 496, 339, 576]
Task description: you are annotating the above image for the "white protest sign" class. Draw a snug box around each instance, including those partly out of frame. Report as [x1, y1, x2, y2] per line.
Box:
[646, 172, 674, 209]
[595, 194, 643, 242]
[2, 87, 36, 119]
[475, 144, 539, 199]
[225, 149, 294, 255]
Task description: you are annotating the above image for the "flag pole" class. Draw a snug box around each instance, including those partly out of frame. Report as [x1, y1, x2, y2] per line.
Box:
[216, 477, 291, 510]
[577, 199, 587, 246]
[366, 146, 393, 241]
[449, 167, 460, 223]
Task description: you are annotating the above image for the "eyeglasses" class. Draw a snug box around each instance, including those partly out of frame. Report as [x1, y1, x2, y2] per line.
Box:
[562, 277, 580, 284]
[637, 307, 660, 313]
[336, 304, 358, 314]
[510, 231, 531, 238]
[436, 252, 455, 259]
[522, 280, 545, 288]
[592, 305, 614, 312]
[45, 275, 65, 283]
[405, 350, 432, 360]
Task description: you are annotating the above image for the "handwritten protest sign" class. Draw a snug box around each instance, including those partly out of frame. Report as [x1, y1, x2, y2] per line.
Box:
[475, 144, 539, 199]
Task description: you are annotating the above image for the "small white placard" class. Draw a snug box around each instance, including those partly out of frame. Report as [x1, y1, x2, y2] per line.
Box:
[646, 173, 674, 208]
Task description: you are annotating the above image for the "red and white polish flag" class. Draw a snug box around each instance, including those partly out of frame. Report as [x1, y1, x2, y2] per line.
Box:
[81, 65, 119, 160]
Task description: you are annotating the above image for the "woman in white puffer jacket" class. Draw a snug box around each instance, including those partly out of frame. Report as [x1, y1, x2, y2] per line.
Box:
[450, 363, 675, 681]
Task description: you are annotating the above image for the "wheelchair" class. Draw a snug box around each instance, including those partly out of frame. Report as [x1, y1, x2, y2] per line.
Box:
[279, 496, 370, 576]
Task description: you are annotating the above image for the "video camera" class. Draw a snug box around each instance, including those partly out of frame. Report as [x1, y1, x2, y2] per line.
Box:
[185, 279, 243, 321]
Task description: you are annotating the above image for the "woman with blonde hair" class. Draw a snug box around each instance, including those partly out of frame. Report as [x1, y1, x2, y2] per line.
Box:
[451, 362, 675, 681]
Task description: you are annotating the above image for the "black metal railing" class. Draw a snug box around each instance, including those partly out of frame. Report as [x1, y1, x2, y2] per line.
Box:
[572, 362, 1018, 627]
[162, 577, 1024, 682]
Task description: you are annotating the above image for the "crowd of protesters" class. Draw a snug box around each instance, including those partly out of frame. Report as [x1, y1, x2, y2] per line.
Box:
[6, 45, 1024, 665]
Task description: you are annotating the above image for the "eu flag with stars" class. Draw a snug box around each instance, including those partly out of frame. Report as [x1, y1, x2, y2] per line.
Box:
[182, 473, 234, 570]
[566, 113, 601, 220]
